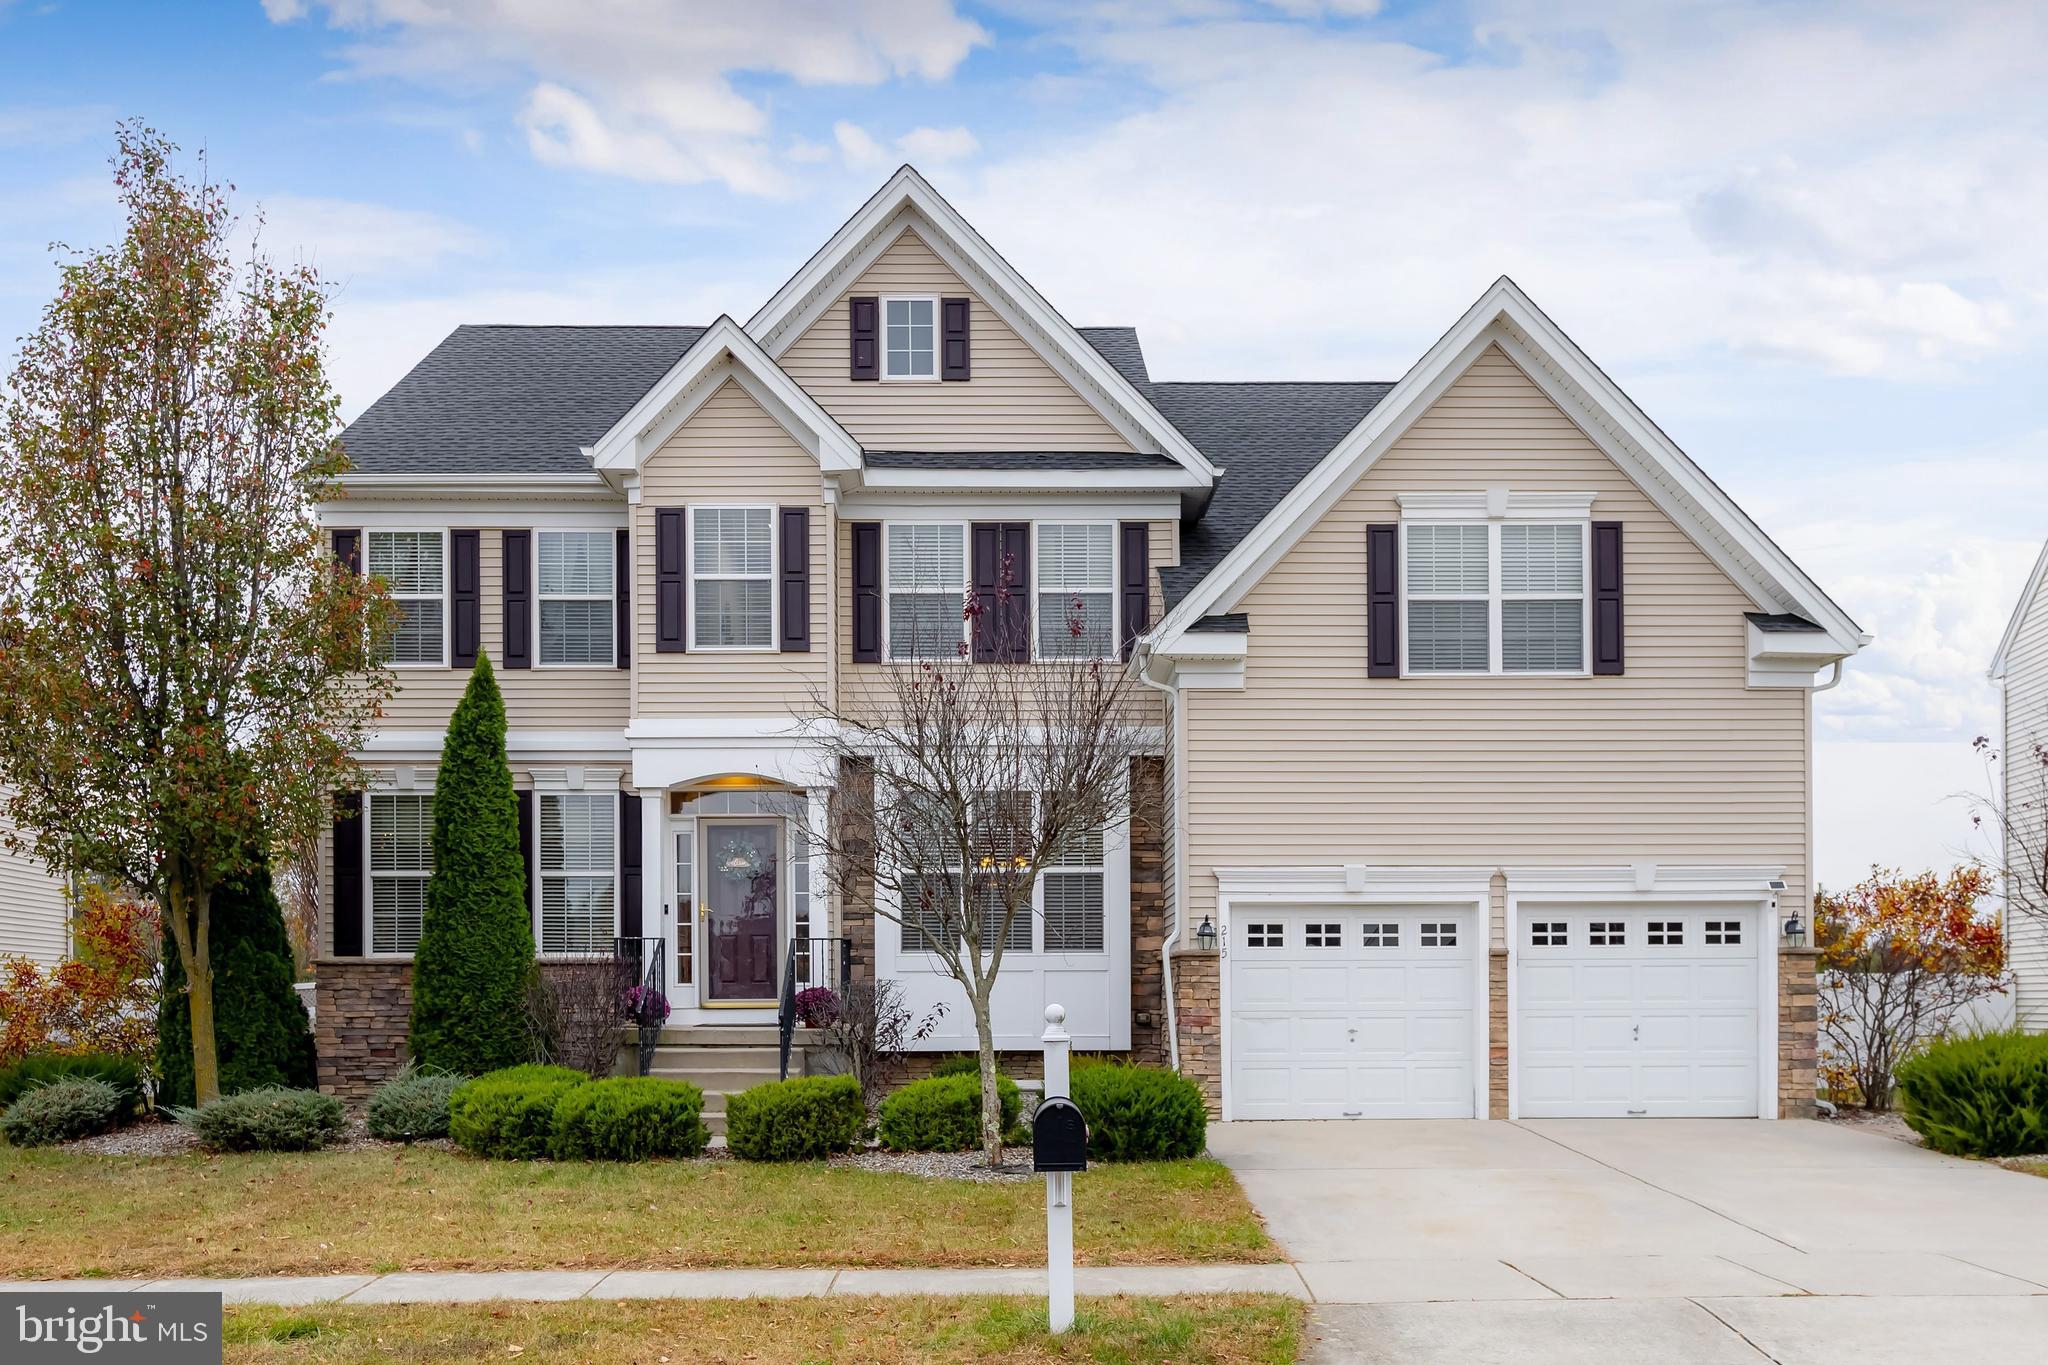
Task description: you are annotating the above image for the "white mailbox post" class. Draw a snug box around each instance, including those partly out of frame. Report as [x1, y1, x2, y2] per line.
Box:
[1040, 1003, 1076, 1334]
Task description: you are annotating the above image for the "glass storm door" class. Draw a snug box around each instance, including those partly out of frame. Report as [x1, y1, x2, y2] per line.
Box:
[702, 820, 780, 1003]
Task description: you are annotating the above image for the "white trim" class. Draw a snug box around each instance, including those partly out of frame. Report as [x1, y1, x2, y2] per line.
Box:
[1748, 619, 1850, 689]
[841, 494, 1179, 522]
[1394, 490, 1597, 522]
[1214, 865, 1492, 1122]
[1990, 536, 2048, 680]
[364, 526, 450, 669]
[1150, 279, 1865, 659]
[324, 506, 626, 531]
[584, 316, 861, 476]
[879, 294, 940, 382]
[362, 729, 629, 762]
[533, 526, 619, 669]
[331, 472, 617, 506]
[744, 170, 1220, 484]
[686, 504, 779, 653]
[1503, 872, 1779, 1121]
[848, 467, 1205, 495]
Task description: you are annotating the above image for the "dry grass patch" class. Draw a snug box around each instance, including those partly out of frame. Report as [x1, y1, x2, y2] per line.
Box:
[223, 1295, 1303, 1365]
[0, 1146, 1273, 1279]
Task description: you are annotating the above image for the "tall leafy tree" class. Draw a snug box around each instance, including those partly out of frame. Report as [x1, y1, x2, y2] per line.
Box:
[408, 654, 534, 1074]
[0, 125, 393, 1103]
[157, 859, 317, 1107]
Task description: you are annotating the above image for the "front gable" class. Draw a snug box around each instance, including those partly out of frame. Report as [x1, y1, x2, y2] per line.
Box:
[780, 226, 1133, 452]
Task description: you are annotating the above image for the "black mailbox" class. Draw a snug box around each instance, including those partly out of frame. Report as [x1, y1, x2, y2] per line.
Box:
[1032, 1096, 1088, 1172]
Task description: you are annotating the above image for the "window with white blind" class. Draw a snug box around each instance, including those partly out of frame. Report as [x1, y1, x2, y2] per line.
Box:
[367, 530, 445, 666]
[537, 530, 615, 666]
[883, 296, 937, 379]
[368, 793, 433, 955]
[691, 507, 773, 650]
[892, 792, 1107, 957]
[1404, 520, 1587, 674]
[885, 523, 967, 660]
[538, 793, 614, 955]
[1035, 523, 1115, 659]
[1043, 820, 1105, 952]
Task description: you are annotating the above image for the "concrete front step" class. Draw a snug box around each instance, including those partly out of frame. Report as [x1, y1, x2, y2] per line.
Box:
[648, 1045, 785, 1070]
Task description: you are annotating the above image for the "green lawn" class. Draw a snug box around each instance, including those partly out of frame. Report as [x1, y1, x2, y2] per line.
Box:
[0, 1146, 1275, 1279]
[223, 1296, 1305, 1364]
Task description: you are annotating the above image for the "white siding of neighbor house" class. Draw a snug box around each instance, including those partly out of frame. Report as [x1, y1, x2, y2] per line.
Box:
[1177, 344, 1810, 946]
[781, 227, 1136, 452]
[0, 808, 70, 964]
[2003, 559, 2048, 1030]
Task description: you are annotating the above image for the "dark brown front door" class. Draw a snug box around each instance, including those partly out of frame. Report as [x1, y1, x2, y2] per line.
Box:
[703, 820, 779, 1003]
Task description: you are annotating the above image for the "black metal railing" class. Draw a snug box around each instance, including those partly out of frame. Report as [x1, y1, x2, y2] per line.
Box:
[615, 936, 667, 1076]
[778, 935, 853, 1080]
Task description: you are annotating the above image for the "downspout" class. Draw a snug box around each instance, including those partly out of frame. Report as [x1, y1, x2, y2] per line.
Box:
[1132, 642, 1183, 1070]
[1811, 659, 1843, 692]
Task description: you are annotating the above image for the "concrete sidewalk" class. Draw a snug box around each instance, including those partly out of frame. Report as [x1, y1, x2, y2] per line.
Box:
[0, 1263, 1310, 1306]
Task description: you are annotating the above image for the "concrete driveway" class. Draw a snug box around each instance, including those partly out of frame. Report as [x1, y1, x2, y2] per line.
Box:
[1209, 1118, 2048, 1364]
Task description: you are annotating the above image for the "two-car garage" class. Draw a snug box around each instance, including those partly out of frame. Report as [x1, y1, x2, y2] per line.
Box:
[1222, 876, 1771, 1122]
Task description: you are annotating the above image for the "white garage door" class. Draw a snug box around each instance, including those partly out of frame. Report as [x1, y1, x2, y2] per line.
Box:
[1230, 908, 1478, 1120]
[1516, 907, 1759, 1118]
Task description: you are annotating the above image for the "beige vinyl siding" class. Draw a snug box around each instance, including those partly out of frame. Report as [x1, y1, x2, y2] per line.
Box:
[1179, 344, 1809, 945]
[781, 228, 1135, 452]
[2003, 567, 2048, 1029]
[378, 527, 629, 732]
[635, 378, 829, 718]
[0, 807, 69, 964]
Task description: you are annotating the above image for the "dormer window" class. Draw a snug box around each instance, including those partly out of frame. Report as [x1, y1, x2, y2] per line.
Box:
[883, 296, 937, 380]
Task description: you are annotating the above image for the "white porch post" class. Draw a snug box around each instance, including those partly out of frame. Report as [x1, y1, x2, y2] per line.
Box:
[640, 788, 667, 994]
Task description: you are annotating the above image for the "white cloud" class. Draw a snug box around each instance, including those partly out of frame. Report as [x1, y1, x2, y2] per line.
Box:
[897, 125, 980, 163]
[833, 120, 889, 172]
[274, 0, 989, 194]
[246, 195, 489, 282]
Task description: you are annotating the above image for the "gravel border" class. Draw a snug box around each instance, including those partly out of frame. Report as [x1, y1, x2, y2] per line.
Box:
[829, 1148, 1035, 1183]
[56, 1117, 455, 1158]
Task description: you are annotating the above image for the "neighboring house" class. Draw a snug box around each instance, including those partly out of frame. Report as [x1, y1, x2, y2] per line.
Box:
[0, 805, 71, 964]
[1991, 537, 2048, 1031]
[316, 166, 1865, 1124]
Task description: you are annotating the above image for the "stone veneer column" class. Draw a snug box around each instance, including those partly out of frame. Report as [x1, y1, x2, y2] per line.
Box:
[1488, 951, 1509, 1118]
[832, 756, 876, 980]
[1127, 756, 1168, 1067]
[1778, 946, 1820, 1118]
[1171, 947, 1222, 1116]
[314, 961, 414, 1105]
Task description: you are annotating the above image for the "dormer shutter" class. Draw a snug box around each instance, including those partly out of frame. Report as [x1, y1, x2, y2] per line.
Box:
[941, 297, 971, 380]
[1592, 521, 1625, 675]
[849, 296, 879, 381]
[1367, 523, 1399, 678]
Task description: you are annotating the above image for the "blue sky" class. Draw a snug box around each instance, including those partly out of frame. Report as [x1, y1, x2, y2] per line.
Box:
[3, 0, 2043, 884]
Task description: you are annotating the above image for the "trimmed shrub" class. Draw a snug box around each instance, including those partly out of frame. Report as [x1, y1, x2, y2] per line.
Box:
[0, 1053, 144, 1121]
[157, 862, 317, 1109]
[0, 1077, 123, 1147]
[366, 1065, 463, 1142]
[1897, 1030, 2048, 1157]
[930, 1054, 980, 1080]
[175, 1087, 346, 1152]
[447, 1064, 588, 1159]
[409, 655, 537, 1076]
[726, 1074, 864, 1161]
[879, 1072, 1022, 1152]
[549, 1077, 709, 1161]
[1070, 1060, 1207, 1161]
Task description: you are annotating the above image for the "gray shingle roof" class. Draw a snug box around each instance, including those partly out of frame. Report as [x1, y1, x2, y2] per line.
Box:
[1147, 381, 1394, 608]
[1076, 326, 1150, 388]
[1188, 613, 1249, 634]
[342, 325, 704, 474]
[1745, 612, 1824, 633]
[865, 449, 1179, 471]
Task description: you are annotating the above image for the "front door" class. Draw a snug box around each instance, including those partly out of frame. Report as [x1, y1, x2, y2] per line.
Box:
[702, 820, 781, 1003]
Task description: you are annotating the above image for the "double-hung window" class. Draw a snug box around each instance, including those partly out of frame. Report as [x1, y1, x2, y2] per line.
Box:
[1035, 523, 1115, 659]
[367, 530, 445, 666]
[885, 523, 966, 660]
[1042, 821, 1106, 952]
[368, 792, 432, 955]
[883, 296, 936, 379]
[537, 530, 614, 665]
[538, 793, 614, 955]
[691, 507, 774, 649]
[1404, 517, 1586, 674]
[893, 791, 1107, 957]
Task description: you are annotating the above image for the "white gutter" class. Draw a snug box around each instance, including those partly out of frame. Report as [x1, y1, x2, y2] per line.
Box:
[1131, 642, 1183, 1071]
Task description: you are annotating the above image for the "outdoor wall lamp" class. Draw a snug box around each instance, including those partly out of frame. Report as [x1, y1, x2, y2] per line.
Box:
[1195, 915, 1219, 952]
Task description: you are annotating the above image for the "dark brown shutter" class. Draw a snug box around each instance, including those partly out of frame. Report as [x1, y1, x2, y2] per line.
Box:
[331, 528, 360, 574]
[1119, 521, 1151, 660]
[971, 522, 1029, 662]
[615, 527, 631, 670]
[331, 792, 364, 957]
[941, 297, 971, 380]
[779, 507, 811, 653]
[619, 791, 643, 939]
[851, 521, 882, 662]
[1592, 520, 1625, 676]
[450, 530, 480, 668]
[849, 296, 879, 380]
[501, 530, 532, 669]
[515, 790, 535, 911]
[655, 507, 687, 653]
[1367, 523, 1399, 678]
